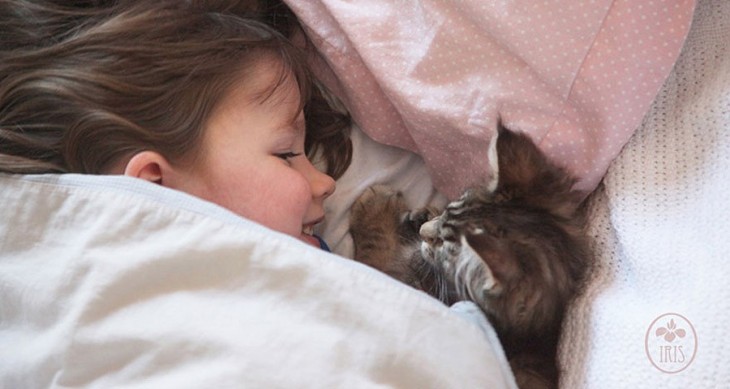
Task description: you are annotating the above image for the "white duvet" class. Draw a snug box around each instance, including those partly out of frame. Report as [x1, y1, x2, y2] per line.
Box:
[0, 174, 516, 388]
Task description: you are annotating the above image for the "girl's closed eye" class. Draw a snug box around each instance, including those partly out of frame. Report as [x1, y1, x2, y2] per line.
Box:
[275, 151, 302, 162]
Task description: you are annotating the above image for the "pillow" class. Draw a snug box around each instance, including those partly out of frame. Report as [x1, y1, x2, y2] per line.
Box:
[287, 0, 696, 198]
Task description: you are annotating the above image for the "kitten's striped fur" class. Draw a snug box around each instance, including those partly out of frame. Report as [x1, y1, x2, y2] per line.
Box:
[350, 125, 589, 389]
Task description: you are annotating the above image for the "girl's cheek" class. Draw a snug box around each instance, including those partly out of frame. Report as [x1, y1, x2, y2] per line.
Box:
[291, 172, 315, 209]
[277, 163, 307, 192]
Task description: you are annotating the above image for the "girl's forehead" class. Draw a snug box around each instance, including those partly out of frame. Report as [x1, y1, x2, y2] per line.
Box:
[214, 56, 302, 120]
[249, 55, 296, 95]
[253, 73, 302, 125]
[237, 57, 302, 113]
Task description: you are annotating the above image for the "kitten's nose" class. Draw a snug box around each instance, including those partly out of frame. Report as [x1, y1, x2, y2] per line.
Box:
[419, 219, 438, 243]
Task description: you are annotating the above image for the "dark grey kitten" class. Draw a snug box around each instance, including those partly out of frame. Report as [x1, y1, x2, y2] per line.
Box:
[349, 126, 588, 389]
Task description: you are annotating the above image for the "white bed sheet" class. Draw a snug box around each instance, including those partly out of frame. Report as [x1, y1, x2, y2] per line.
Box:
[560, 0, 730, 386]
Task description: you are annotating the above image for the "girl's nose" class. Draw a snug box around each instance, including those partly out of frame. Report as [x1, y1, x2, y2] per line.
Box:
[305, 161, 336, 200]
[317, 173, 336, 199]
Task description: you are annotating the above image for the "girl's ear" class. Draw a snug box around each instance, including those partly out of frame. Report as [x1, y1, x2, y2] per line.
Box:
[123, 151, 173, 185]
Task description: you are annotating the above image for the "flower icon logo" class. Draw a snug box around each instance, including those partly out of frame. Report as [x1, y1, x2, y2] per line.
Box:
[655, 318, 686, 342]
[645, 313, 697, 374]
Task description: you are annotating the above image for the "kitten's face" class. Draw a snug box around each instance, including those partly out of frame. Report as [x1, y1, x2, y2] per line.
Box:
[418, 184, 584, 338]
[419, 189, 503, 310]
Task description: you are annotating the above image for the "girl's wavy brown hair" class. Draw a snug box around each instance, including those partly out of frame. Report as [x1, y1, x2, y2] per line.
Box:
[0, 0, 352, 178]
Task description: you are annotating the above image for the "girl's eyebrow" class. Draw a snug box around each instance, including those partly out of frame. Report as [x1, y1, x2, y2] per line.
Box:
[277, 110, 305, 134]
[293, 112, 305, 128]
[276, 114, 306, 135]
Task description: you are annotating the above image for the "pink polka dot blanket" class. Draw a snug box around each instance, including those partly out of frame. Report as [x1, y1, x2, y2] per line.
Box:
[286, 0, 696, 199]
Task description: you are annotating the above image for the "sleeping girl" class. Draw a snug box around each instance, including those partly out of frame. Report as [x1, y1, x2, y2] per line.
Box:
[0, 0, 351, 250]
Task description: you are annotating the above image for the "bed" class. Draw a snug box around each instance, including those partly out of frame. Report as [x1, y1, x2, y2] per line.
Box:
[2, 0, 728, 387]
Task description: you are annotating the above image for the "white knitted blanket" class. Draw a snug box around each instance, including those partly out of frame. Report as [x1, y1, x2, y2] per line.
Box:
[560, 0, 730, 387]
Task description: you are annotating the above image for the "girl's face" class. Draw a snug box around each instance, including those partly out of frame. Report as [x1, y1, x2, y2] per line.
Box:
[172, 60, 335, 248]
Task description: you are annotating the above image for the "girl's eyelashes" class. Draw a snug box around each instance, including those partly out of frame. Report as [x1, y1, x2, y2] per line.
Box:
[275, 152, 303, 161]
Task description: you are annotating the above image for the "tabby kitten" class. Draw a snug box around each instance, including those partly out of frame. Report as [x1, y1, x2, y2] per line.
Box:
[349, 125, 588, 389]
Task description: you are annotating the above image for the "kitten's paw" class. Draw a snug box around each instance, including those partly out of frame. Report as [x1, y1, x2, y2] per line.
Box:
[349, 185, 408, 270]
[351, 185, 407, 222]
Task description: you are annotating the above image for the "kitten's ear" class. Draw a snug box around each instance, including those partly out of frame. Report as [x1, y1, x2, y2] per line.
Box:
[464, 230, 519, 294]
[494, 123, 581, 217]
[494, 123, 551, 191]
[485, 126, 501, 193]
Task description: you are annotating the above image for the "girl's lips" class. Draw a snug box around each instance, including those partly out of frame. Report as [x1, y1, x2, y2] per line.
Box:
[300, 232, 321, 248]
[301, 221, 323, 248]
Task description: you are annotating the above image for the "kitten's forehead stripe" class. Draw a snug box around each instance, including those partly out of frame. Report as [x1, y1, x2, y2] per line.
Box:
[447, 207, 467, 216]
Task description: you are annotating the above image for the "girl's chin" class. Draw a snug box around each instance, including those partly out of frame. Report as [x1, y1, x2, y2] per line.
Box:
[300, 233, 320, 248]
